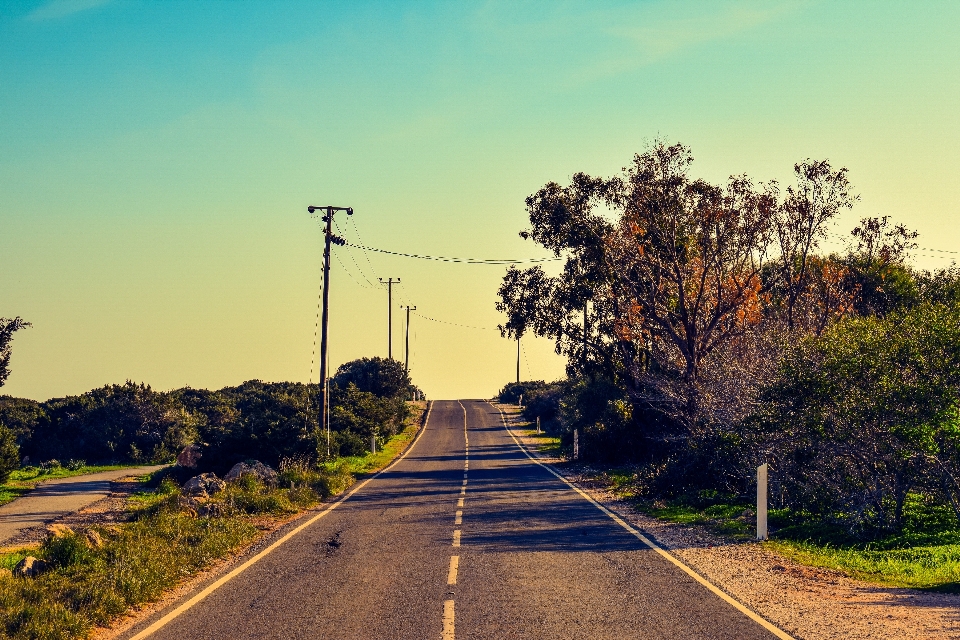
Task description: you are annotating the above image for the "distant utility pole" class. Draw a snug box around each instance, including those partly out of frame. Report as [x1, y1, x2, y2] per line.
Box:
[307, 204, 351, 457]
[583, 301, 588, 373]
[516, 336, 521, 384]
[404, 305, 417, 374]
[379, 277, 400, 359]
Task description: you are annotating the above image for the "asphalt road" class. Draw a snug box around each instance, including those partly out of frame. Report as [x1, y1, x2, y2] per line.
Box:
[121, 401, 784, 640]
[0, 465, 164, 544]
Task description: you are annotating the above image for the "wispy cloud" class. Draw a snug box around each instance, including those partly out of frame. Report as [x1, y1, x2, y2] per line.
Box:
[26, 0, 112, 21]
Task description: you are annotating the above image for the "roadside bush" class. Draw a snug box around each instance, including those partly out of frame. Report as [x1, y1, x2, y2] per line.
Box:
[754, 302, 960, 535]
[497, 380, 547, 405]
[24, 382, 198, 464]
[0, 424, 19, 483]
[519, 381, 565, 428]
[332, 357, 410, 398]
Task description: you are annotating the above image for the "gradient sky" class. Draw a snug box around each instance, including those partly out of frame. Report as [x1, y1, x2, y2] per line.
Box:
[2, 0, 959, 401]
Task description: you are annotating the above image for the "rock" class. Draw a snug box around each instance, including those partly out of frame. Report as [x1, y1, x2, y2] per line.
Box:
[197, 501, 227, 518]
[45, 524, 75, 539]
[183, 472, 226, 497]
[14, 556, 49, 578]
[176, 444, 202, 469]
[84, 529, 104, 549]
[225, 461, 278, 486]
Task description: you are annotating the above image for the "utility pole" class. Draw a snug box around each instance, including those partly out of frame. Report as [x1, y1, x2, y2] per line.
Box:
[308, 204, 351, 457]
[583, 301, 588, 374]
[404, 305, 417, 374]
[516, 335, 521, 384]
[379, 277, 400, 359]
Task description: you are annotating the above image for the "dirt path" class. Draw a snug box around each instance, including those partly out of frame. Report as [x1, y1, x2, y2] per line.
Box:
[0, 466, 163, 546]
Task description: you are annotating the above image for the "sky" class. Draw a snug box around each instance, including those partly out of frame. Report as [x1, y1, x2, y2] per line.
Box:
[2, 0, 959, 401]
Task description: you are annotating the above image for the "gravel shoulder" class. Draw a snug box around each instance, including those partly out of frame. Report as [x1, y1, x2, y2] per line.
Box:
[497, 404, 960, 640]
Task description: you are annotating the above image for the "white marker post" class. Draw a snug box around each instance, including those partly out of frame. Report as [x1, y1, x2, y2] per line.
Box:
[536, 417, 541, 434]
[371, 435, 377, 455]
[757, 463, 768, 540]
[573, 429, 579, 461]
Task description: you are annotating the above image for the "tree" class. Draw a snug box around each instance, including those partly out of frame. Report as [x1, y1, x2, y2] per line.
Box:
[497, 172, 625, 381]
[0, 423, 19, 482]
[0, 317, 31, 388]
[770, 161, 857, 331]
[843, 216, 921, 317]
[606, 142, 777, 391]
[332, 358, 411, 399]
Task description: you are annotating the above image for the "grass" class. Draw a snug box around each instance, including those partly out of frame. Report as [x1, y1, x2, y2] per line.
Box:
[0, 409, 429, 639]
[626, 486, 960, 592]
[0, 465, 139, 508]
[332, 401, 427, 476]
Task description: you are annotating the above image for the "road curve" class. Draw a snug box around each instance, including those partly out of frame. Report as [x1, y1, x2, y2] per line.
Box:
[118, 401, 784, 640]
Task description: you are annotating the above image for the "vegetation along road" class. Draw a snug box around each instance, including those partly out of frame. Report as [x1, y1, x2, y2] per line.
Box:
[119, 401, 786, 640]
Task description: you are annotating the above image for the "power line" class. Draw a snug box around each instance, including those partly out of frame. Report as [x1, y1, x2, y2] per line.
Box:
[342, 241, 562, 265]
[334, 218, 379, 287]
[414, 312, 495, 331]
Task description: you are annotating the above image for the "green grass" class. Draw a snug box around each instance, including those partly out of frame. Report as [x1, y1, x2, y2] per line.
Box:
[0, 465, 140, 508]
[331, 402, 427, 476]
[630, 488, 960, 591]
[768, 539, 960, 591]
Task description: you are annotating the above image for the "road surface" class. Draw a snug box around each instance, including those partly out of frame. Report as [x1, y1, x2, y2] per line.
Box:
[120, 401, 785, 640]
[0, 465, 163, 544]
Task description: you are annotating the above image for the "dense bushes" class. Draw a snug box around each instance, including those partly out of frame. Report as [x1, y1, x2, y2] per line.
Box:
[755, 303, 960, 533]
[0, 358, 418, 473]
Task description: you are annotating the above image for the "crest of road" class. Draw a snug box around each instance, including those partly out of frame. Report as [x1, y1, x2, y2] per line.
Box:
[121, 400, 787, 640]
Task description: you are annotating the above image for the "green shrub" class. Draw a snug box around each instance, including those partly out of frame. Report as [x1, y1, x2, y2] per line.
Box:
[0, 424, 19, 484]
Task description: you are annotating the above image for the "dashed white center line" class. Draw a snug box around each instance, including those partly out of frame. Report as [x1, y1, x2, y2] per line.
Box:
[452, 529, 461, 547]
[454, 510, 462, 525]
[447, 555, 459, 585]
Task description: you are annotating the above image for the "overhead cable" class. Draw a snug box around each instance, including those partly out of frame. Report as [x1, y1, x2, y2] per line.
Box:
[414, 312, 495, 331]
[342, 241, 562, 265]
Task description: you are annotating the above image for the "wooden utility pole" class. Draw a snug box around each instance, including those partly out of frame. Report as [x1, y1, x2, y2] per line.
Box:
[379, 277, 400, 359]
[404, 305, 416, 373]
[516, 336, 521, 384]
[307, 204, 351, 457]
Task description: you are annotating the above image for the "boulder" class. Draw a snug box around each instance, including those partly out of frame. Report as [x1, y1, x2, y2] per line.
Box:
[84, 529, 104, 549]
[45, 523, 75, 539]
[197, 502, 228, 518]
[183, 472, 226, 497]
[176, 444, 202, 469]
[14, 556, 49, 578]
[225, 461, 277, 486]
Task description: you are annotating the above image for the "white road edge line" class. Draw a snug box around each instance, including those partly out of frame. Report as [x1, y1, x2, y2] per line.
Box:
[127, 401, 436, 640]
[488, 402, 796, 640]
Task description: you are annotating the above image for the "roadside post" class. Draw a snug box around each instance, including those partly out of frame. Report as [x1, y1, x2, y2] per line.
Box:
[536, 416, 541, 434]
[573, 429, 579, 461]
[757, 463, 768, 540]
[371, 435, 377, 455]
